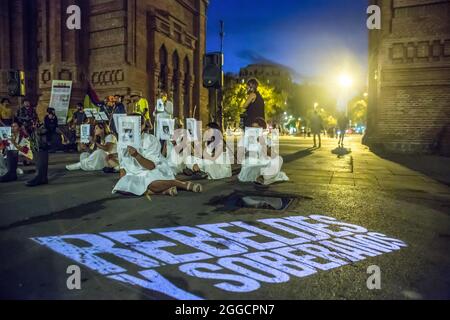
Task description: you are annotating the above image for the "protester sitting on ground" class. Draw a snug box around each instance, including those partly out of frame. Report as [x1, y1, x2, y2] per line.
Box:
[44, 108, 60, 153]
[0, 121, 33, 182]
[163, 118, 188, 176]
[70, 103, 87, 140]
[238, 117, 289, 185]
[184, 122, 232, 180]
[66, 123, 118, 172]
[112, 114, 202, 197]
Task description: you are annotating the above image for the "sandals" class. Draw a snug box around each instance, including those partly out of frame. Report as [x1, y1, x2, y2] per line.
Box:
[186, 182, 203, 193]
[146, 186, 178, 201]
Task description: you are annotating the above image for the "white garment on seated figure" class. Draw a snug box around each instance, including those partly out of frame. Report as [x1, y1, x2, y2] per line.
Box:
[166, 136, 186, 175]
[238, 130, 289, 185]
[185, 144, 232, 180]
[113, 133, 175, 196]
[7, 135, 33, 160]
[79, 134, 117, 171]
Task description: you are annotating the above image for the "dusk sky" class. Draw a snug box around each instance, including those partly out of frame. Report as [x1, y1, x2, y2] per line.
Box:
[206, 0, 369, 84]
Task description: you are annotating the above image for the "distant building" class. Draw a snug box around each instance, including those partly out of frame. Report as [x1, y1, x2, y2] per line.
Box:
[238, 63, 293, 90]
[365, 0, 450, 154]
[0, 0, 209, 123]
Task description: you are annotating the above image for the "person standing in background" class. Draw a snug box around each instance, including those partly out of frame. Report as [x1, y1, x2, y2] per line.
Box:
[131, 91, 152, 132]
[0, 98, 13, 126]
[241, 79, 265, 129]
[44, 108, 59, 153]
[109, 95, 127, 134]
[310, 110, 323, 148]
[337, 112, 349, 148]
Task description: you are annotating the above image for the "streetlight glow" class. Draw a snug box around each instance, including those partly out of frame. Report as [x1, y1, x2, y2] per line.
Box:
[338, 73, 353, 88]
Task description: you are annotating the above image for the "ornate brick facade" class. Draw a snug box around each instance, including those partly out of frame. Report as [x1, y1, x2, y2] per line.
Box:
[0, 0, 209, 123]
[365, 0, 450, 154]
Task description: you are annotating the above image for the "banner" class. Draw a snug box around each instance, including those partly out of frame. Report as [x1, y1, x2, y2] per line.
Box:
[49, 80, 73, 125]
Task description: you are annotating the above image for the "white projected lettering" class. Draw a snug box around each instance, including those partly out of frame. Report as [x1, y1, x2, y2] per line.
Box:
[31, 215, 407, 300]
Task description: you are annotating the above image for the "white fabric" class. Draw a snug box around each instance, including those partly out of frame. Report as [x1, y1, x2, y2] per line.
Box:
[77, 134, 117, 171]
[8, 135, 33, 160]
[185, 144, 232, 180]
[113, 133, 175, 196]
[238, 130, 288, 184]
[166, 138, 187, 175]
[238, 155, 289, 185]
[105, 134, 117, 154]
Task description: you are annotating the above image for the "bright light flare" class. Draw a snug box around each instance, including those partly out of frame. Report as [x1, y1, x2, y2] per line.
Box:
[338, 74, 353, 88]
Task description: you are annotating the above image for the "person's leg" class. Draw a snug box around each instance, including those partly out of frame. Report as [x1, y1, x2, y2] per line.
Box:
[26, 150, 49, 187]
[318, 134, 322, 148]
[148, 180, 202, 194]
[0, 150, 19, 182]
[313, 134, 317, 147]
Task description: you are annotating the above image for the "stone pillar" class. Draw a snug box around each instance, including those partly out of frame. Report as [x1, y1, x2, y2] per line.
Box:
[37, 0, 88, 110]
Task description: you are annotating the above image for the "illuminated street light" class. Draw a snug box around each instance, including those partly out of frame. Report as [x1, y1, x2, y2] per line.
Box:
[338, 73, 353, 88]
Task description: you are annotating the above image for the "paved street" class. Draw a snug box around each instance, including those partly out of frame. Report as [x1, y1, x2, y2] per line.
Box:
[1, 135, 449, 300]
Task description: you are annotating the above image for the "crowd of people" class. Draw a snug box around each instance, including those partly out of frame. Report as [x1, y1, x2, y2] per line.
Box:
[0, 79, 290, 196]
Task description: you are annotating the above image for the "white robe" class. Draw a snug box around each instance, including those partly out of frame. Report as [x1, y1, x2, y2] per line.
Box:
[166, 137, 187, 175]
[112, 133, 175, 196]
[79, 134, 117, 171]
[238, 132, 289, 185]
[238, 155, 289, 185]
[185, 144, 232, 180]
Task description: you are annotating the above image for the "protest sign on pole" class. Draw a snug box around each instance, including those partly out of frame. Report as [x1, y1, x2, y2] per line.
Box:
[49, 80, 73, 125]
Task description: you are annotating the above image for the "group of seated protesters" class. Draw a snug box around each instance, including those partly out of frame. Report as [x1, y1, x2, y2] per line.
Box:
[63, 111, 289, 198]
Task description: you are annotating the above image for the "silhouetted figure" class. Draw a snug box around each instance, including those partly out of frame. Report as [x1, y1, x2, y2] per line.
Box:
[337, 113, 349, 148]
[310, 110, 323, 148]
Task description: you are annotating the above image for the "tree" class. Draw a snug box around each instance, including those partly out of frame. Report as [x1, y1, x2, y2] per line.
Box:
[348, 97, 368, 125]
[222, 82, 287, 128]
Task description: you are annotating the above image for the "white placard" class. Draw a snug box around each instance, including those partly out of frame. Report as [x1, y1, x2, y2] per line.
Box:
[157, 118, 175, 141]
[156, 99, 165, 113]
[84, 109, 93, 118]
[113, 113, 127, 129]
[80, 124, 90, 144]
[0, 127, 12, 141]
[244, 127, 263, 153]
[186, 118, 199, 141]
[49, 80, 73, 125]
[118, 116, 141, 149]
[99, 112, 109, 121]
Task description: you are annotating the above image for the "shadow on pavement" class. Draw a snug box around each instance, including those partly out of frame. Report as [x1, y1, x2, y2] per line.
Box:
[332, 147, 352, 158]
[0, 196, 123, 231]
[373, 150, 450, 186]
[284, 148, 315, 163]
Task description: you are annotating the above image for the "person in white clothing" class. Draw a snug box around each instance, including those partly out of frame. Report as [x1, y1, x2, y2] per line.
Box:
[238, 117, 289, 185]
[184, 122, 232, 180]
[113, 114, 203, 197]
[66, 123, 118, 171]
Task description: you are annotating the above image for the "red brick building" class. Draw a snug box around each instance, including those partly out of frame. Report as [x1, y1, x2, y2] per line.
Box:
[0, 0, 209, 123]
[365, 0, 450, 154]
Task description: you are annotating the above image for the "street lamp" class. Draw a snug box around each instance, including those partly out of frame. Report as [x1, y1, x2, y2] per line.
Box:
[338, 73, 353, 118]
[338, 74, 353, 88]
